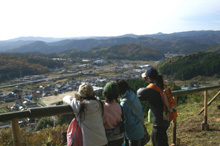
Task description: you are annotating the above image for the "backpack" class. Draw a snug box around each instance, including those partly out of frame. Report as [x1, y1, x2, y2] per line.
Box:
[67, 118, 83, 146]
[105, 106, 125, 142]
[147, 83, 177, 121]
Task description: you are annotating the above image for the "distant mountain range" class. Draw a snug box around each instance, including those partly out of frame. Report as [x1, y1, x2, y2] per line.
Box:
[0, 30, 220, 54]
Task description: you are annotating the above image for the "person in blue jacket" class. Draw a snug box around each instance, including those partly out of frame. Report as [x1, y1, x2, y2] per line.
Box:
[116, 79, 145, 146]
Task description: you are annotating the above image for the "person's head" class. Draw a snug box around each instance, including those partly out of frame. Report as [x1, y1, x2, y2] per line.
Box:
[141, 67, 158, 82]
[76, 82, 96, 100]
[103, 81, 119, 103]
[76, 82, 97, 121]
[141, 67, 164, 89]
[116, 79, 133, 96]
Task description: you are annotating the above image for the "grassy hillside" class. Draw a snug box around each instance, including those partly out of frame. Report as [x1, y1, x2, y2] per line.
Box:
[145, 91, 220, 146]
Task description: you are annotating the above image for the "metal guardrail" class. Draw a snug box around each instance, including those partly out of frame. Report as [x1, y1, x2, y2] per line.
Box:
[0, 105, 73, 122]
[0, 84, 219, 146]
[172, 85, 220, 96]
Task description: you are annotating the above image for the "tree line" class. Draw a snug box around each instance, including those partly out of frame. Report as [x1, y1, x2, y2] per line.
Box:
[65, 44, 164, 61]
[0, 53, 64, 82]
[158, 52, 220, 80]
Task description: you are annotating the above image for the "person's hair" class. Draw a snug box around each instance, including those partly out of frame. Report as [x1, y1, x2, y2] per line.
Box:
[103, 91, 117, 103]
[78, 95, 103, 121]
[116, 79, 134, 95]
[150, 75, 164, 90]
[78, 101, 87, 121]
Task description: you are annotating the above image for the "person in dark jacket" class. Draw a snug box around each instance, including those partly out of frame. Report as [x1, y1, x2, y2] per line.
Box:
[137, 67, 170, 146]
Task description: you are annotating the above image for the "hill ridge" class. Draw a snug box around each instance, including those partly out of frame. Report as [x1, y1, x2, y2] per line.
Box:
[1, 30, 220, 54]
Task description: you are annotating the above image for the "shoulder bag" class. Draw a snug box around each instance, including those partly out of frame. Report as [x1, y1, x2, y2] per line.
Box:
[122, 98, 150, 145]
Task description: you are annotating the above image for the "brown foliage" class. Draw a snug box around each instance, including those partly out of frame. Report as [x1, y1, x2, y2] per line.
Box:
[0, 124, 69, 146]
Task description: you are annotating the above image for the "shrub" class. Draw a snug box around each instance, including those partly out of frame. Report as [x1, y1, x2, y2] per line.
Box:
[34, 117, 54, 131]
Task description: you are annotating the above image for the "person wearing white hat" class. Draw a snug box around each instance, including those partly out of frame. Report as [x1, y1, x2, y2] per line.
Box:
[63, 82, 108, 146]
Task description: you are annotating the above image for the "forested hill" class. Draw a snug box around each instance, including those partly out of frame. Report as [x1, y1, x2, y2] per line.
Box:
[207, 44, 220, 53]
[63, 44, 164, 61]
[158, 52, 220, 80]
[0, 53, 64, 82]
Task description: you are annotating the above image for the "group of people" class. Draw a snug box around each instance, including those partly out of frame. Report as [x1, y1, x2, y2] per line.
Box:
[63, 67, 170, 146]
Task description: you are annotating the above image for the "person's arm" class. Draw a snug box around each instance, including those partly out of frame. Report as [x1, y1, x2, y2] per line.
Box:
[63, 95, 73, 105]
[63, 95, 81, 113]
[137, 87, 149, 101]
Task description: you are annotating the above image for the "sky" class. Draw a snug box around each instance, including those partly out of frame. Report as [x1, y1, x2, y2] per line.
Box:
[0, 0, 220, 41]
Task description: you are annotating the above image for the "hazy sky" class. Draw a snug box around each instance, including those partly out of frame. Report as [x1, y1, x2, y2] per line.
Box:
[0, 0, 220, 41]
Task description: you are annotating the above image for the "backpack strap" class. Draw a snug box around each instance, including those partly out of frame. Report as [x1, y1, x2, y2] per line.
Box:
[162, 91, 169, 111]
[147, 83, 169, 111]
[147, 83, 162, 93]
[120, 105, 124, 122]
[71, 118, 79, 146]
[122, 98, 144, 126]
[98, 100, 104, 117]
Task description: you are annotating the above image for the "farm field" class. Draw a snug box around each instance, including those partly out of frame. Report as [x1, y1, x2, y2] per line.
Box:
[41, 91, 77, 106]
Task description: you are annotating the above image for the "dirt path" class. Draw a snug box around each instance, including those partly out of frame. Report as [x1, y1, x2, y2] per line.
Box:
[41, 91, 77, 105]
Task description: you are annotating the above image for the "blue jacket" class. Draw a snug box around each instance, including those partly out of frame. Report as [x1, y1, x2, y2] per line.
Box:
[120, 90, 144, 140]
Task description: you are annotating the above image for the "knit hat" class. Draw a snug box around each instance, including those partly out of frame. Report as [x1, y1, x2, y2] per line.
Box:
[141, 67, 158, 79]
[103, 82, 119, 97]
[77, 82, 95, 98]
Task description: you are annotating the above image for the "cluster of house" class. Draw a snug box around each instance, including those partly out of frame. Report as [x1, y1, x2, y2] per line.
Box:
[1, 57, 201, 113]
[1, 59, 156, 112]
[0, 59, 201, 130]
[0, 63, 150, 112]
[0, 60, 151, 130]
[0, 91, 39, 110]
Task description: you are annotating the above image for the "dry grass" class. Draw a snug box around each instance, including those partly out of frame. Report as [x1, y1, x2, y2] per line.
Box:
[145, 93, 220, 146]
[40, 91, 77, 106]
[171, 100, 220, 146]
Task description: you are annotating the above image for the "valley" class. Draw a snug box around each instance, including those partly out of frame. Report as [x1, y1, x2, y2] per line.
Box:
[0, 31, 219, 146]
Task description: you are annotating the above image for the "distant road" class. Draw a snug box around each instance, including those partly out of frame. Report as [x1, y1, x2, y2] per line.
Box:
[0, 73, 82, 89]
[0, 78, 53, 89]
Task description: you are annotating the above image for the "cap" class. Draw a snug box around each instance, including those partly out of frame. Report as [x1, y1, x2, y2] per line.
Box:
[104, 81, 119, 97]
[141, 67, 158, 79]
[77, 82, 95, 98]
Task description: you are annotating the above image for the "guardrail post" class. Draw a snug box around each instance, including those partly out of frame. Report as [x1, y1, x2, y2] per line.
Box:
[11, 118, 21, 146]
[202, 90, 209, 130]
[198, 91, 220, 115]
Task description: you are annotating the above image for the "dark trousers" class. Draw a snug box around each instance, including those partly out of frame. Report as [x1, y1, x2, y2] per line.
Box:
[125, 138, 142, 146]
[107, 138, 124, 146]
[152, 126, 169, 146]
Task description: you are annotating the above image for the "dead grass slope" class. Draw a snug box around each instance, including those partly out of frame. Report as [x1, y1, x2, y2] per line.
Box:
[145, 92, 220, 146]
